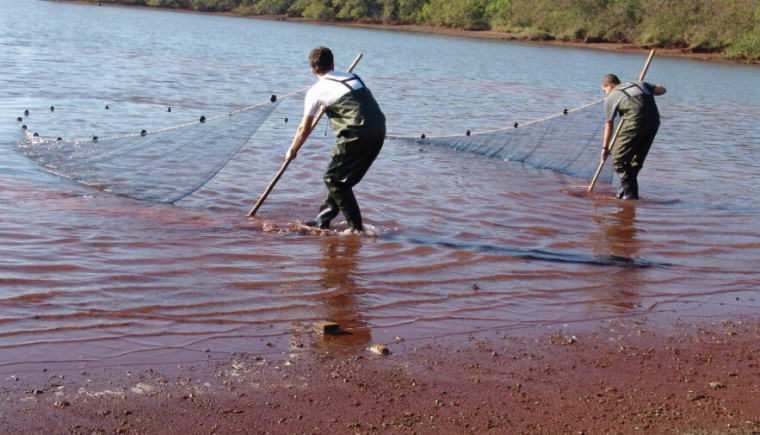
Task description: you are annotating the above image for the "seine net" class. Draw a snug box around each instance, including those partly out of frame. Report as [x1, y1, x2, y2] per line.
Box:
[18, 92, 614, 204]
[388, 99, 615, 184]
[17, 97, 280, 203]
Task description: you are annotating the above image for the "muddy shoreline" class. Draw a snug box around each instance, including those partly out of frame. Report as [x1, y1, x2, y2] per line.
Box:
[3, 315, 759, 433]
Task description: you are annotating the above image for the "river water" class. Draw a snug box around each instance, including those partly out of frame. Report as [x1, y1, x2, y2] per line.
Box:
[1, 0, 759, 370]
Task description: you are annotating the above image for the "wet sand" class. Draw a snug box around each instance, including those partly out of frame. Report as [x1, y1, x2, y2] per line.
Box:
[3, 315, 759, 433]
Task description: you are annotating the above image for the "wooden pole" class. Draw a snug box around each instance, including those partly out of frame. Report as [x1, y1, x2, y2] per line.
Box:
[247, 53, 363, 217]
[587, 49, 656, 193]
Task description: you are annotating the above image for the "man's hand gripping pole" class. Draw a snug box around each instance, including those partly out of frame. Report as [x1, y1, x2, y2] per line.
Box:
[587, 49, 656, 193]
[247, 53, 363, 217]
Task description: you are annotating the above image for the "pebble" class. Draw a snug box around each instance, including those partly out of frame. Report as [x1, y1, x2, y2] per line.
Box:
[369, 344, 389, 355]
[313, 321, 340, 335]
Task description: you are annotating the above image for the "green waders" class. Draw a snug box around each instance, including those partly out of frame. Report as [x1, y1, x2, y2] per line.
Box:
[311, 85, 385, 231]
[612, 91, 660, 199]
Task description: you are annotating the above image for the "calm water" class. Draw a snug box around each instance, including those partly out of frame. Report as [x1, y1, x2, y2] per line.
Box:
[1, 0, 759, 370]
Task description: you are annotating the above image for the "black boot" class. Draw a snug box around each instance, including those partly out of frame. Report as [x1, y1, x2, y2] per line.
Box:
[337, 188, 363, 232]
[617, 168, 640, 200]
[306, 197, 340, 229]
[627, 178, 640, 200]
[617, 178, 639, 200]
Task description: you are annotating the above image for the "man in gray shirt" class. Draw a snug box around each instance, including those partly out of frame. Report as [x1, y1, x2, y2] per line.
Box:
[601, 74, 667, 199]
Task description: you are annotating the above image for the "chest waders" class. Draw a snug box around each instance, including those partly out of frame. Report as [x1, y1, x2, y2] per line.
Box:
[611, 83, 660, 199]
[309, 75, 386, 231]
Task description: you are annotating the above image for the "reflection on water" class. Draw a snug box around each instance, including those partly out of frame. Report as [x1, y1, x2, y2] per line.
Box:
[589, 202, 644, 311]
[1, 0, 760, 369]
[313, 236, 372, 351]
[592, 202, 641, 263]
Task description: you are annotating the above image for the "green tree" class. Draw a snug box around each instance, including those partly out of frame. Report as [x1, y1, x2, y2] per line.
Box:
[298, 0, 336, 20]
[724, 4, 760, 60]
[335, 0, 384, 21]
[420, 0, 489, 30]
[378, 0, 425, 23]
[145, 0, 191, 8]
[190, 0, 237, 11]
[251, 0, 294, 15]
[485, 0, 512, 31]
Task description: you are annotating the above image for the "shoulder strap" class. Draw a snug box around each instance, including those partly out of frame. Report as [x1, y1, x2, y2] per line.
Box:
[324, 74, 365, 91]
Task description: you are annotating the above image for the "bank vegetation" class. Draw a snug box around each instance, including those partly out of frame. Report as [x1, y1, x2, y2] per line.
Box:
[85, 0, 760, 61]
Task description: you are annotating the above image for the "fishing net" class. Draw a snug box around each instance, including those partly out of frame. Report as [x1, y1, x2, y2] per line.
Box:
[17, 96, 280, 203]
[388, 99, 616, 184]
[17, 91, 614, 205]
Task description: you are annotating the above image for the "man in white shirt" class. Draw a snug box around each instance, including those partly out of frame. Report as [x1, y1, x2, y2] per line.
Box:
[286, 47, 385, 232]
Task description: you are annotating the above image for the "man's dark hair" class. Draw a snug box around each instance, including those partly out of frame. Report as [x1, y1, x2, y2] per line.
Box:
[309, 46, 334, 75]
[602, 74, 621, 86]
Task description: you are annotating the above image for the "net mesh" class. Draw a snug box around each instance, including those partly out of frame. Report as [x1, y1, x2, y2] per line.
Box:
[17, 98, 280, 203]
[388, 99, 615, 184]
[16, 93, 614, 204]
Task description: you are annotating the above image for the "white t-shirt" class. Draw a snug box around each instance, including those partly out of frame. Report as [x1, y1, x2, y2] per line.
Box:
[303, 71, 366, 117]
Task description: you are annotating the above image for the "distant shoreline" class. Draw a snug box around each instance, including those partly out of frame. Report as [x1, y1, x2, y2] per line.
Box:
[62, 0, 758, 66]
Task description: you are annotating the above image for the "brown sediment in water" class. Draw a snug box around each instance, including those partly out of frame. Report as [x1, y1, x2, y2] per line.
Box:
[2, 315, 759, 433]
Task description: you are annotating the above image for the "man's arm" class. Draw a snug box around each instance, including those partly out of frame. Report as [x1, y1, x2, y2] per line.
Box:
[601, 119, 614, 161]
[285, 114, 315, 161]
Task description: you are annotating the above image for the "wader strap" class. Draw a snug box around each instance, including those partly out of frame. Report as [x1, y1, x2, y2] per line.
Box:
[325, 74, 366, 91]
[618, 83, 647, 110]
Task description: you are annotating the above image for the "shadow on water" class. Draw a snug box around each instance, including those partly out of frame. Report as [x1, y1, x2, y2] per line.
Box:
[384, 231, 669, 269]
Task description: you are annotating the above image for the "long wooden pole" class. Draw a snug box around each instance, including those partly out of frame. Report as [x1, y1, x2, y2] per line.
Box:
[247, 53, 363, 217]
[587, 49, 656, 193]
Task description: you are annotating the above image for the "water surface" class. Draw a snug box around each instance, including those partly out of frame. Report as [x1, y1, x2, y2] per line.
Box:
[1, 0, 759, 370]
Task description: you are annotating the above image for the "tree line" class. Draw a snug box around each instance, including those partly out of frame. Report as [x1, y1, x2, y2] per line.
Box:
[86, 0, 760, 61]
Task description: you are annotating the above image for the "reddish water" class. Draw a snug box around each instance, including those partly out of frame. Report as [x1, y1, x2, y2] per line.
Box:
[1, 0, 759, 372]
[3, 127, 758, 369]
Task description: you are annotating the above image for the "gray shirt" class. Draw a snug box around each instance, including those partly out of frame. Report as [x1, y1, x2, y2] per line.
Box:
[604, 81, 655, 122]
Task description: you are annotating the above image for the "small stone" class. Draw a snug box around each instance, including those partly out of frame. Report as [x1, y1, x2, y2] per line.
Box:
[313, 321, 340, 335]
[369, 344, 389, 355]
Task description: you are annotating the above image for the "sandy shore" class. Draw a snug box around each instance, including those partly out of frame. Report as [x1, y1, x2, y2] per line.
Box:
[2, 315, 759, 433]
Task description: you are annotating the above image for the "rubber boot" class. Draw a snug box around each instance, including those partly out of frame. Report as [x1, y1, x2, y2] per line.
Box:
[306, 197, 340, 229]
[617, 178, 639, 200]
[627, 177, 640, 200]
[336, 188, 363, 232]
